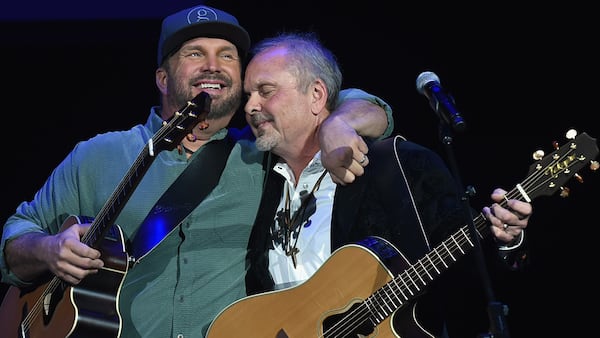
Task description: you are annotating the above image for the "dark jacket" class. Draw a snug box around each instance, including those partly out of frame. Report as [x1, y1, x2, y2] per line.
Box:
[246, 135, 525, 337]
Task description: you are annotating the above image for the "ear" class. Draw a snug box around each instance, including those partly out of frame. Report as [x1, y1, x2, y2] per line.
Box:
[156, 67, 168, 95]
[310, 79, 328, 116]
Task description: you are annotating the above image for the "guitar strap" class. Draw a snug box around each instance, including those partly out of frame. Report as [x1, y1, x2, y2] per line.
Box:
[129, 135, 234, 263]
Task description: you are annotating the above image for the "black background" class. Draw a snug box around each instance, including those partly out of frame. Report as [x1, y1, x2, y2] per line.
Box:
[1, 1, 598, 337]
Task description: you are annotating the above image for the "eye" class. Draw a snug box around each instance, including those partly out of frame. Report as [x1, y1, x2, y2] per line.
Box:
[189, 51, 204, 57]
[259, 87, 274, 98]
[219, 52, 238, 61]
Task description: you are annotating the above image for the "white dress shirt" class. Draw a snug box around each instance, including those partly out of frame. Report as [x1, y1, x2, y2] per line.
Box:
[268, 151, 336, 289]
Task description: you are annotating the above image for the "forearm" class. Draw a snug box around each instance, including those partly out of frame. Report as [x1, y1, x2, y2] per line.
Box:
[328, 98, 388, 138]
[4, 232, 52, 283]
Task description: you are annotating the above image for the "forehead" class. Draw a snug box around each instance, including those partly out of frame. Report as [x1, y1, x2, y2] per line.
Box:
[180, 36, 238, 50]
[248, 47, 290, 72]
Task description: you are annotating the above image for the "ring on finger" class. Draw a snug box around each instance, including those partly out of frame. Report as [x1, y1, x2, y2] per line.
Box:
[359, 155, 367, 164]
[502, 223, 509, 231]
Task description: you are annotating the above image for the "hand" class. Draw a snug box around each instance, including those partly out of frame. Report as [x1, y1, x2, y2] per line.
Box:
[319, 114, 369, 185]
[43, 223, 104, 285]
[482, 188, 532, 245]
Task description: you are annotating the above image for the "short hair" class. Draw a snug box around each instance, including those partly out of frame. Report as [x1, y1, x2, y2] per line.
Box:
[250, 31, 342, 111]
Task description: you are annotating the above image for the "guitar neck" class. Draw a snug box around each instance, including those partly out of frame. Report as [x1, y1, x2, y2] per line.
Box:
[365, 131, 599, 325]
[80, 92, 211, 249]
[81, 142, 157, 248]
[365, 212, 490, 325]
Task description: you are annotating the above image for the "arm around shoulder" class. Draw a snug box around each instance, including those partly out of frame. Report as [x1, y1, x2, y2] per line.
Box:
[336, 88, 394, 139]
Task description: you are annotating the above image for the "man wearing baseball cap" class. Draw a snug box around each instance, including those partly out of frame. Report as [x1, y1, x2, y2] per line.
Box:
[0, 4, 394, 338]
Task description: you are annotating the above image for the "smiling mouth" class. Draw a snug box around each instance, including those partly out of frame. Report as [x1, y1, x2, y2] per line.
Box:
[199, 83, 222, 89]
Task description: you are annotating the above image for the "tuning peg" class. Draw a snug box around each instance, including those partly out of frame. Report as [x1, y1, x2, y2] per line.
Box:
[559, 186, 571, 198]
[565, 129, 578, 140]
[590, 160, 599, 171]
[533, 150, 545, 161]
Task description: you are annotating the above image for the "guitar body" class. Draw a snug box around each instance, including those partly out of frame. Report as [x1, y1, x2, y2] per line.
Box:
[0, 215, 129, 338]
[206, 131, 599, 338]
[0, 93, 211, 338]
[206, 236, 433, 338]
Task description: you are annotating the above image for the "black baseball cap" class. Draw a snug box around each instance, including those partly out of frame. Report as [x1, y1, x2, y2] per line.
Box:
[157, 5, 251, 66]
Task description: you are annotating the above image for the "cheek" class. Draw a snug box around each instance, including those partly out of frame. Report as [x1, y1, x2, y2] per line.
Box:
[225, 63, 243, 82]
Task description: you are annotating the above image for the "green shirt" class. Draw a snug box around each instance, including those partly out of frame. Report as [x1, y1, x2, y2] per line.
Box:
[0, 88, 393, 337]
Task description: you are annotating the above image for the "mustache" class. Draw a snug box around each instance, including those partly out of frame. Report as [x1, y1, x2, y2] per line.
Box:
[249, 113, 273, 127]
[191, 74, 231, 87]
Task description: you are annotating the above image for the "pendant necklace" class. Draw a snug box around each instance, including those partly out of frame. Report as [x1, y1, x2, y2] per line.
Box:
[275, 170, 327, 268]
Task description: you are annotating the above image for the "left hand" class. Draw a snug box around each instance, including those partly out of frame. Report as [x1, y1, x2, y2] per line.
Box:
[319, 115, 369, 185]
[482, 188, 532, 245]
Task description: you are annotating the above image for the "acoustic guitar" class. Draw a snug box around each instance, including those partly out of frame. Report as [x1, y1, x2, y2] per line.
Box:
[206, 130, 598, 338]
[0, 92, 211, 338]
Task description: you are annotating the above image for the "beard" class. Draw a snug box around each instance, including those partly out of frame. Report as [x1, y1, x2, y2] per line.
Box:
[250, 114, 281, 152]
[208, 89, 242, 120]
[254, 129, 281, 152]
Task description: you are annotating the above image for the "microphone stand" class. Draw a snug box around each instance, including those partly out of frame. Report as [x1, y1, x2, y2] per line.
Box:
[437, 121, 510, 338]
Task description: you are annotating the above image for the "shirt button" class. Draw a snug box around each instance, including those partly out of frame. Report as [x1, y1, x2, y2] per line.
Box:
[179, 295, 184, 303]
[183, 257, 188, 264]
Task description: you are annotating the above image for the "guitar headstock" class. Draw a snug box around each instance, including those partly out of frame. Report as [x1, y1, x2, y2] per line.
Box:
[524, 129, 599, 201]
[151, 92, 212, 153]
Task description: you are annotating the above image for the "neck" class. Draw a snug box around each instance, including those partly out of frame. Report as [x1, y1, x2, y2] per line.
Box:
[281, 148, 320, 185]
[176, 113, 234, 156]
[276, 126, 322, 180]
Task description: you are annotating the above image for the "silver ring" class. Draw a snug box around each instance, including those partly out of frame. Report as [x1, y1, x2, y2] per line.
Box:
[503, 223, 509, 231]
[359, 155, 367, 164]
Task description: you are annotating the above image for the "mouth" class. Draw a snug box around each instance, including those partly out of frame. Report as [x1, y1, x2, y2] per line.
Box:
[193, 81, 226, 97]
[198, 83, 223, 90]
[251, 115, 272, 130]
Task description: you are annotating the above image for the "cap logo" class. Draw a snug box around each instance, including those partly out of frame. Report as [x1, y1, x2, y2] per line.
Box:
[186, 6, 218, 24]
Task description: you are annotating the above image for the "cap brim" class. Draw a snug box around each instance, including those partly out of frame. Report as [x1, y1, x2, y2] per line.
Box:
[160, 22, 250, 65]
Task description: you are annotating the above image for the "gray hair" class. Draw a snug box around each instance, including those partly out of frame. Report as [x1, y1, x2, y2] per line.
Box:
[250, 31, 342, 111]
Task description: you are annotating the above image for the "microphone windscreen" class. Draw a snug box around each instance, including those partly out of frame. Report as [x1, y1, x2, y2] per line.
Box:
[416, 71, 440, 95]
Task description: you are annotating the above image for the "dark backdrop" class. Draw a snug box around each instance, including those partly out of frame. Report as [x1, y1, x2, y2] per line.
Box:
[1, 1, 598, 337]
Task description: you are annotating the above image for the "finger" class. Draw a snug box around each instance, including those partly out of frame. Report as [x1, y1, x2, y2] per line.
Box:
[490, 203, 524, 225]
[356, 154, 369, 167]
[505, 199, 533, 220]
[322, 147, 353, 171]
[329, 171, 351, 186]
[354, 136, 369, 155]
[59, 266, 100, 286]
[52, 252, 101, 285]
[489, 224, 520, 243]
[490, 189, 532, 220]
[485, 204, 528, 238]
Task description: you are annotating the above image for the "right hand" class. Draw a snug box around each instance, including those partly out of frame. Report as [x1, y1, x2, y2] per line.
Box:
[319, 114, 369, 185]
[42, 223, 104, 285]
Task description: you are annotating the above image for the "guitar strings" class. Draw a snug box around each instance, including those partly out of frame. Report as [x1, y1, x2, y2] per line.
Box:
[17, 102, 205, 335]
[321, 143, 578, 337]
[20, 278, 63, 332]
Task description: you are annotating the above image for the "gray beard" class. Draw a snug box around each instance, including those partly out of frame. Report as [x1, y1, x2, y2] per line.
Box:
[255, 133, 280, 152]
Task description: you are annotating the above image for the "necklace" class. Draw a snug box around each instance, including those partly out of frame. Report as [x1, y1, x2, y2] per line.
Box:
[177, 142, 196, 155]
[272, 170, 327, 268]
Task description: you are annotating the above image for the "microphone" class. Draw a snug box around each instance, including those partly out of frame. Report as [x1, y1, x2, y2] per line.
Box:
[416, 71, 467, 133]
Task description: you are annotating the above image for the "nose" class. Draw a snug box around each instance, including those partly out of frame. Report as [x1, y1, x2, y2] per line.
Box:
[201, 55, 220, 72]
[244, 94, 260, 115]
